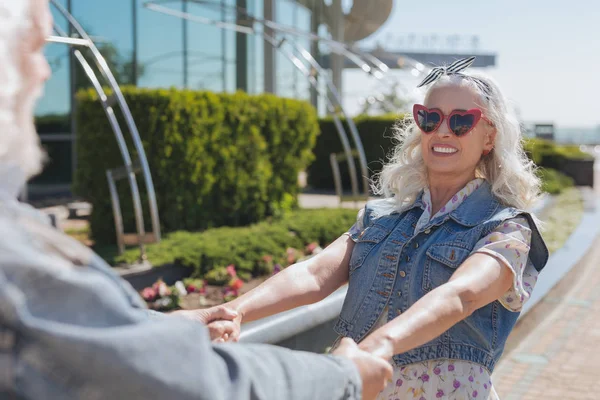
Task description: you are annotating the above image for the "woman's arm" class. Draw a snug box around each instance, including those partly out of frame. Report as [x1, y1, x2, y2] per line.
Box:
[228, 234, 355, 322]
[358, 252, 513, 359]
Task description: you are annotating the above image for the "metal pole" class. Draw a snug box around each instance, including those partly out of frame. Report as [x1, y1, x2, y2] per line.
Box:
[73, 48, 146, 257]
[182, 0, 188, 88]
[263, 0, 276, 93]
[107, 170, 126, 255]
[330, 153, 343, 204]
[132, 0, 138, 86]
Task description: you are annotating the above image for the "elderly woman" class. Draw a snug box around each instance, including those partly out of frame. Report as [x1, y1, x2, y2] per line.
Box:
[206, 57, 548, 399]
[0, 0, 393, 398]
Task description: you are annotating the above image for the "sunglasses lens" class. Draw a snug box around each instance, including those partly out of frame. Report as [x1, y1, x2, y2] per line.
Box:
[449, 113, 476, 136]
[416, 110, 441, 133]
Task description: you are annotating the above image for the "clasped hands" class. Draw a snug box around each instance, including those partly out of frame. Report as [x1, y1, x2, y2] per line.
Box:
[173, 306, 395, 400]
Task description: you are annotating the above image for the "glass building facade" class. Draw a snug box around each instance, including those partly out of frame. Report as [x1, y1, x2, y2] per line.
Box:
[34, 0, 321, 192]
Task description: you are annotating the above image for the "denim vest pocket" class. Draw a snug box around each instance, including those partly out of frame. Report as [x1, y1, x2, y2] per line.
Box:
[422, 243, 472, 292]
[349, 224, 390, 275]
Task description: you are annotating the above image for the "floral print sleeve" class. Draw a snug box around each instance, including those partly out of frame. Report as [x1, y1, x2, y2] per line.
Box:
[471, 216, 538, 312]
[345, 207, 365, 242]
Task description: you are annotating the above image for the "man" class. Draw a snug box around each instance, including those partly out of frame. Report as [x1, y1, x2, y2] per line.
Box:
[0, 0, 392, 399]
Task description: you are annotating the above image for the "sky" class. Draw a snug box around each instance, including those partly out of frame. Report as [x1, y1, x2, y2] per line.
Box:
[346, 0, 600, 129]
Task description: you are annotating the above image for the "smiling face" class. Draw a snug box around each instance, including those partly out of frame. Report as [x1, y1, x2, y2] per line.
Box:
[420, 83, 496, 180]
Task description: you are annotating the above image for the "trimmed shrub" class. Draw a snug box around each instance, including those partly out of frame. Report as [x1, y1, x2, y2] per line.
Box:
[74, 87, 319, 244]
[537, 168, 575, 195]
[307, 114, 402, 192]
[116, 208, 359, 277]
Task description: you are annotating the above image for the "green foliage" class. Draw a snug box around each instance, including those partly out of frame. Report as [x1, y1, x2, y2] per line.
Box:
[308, 116, 592, 193]
[522, 138, 592, 169]
[205, 267, 231, 286]
[35, 113, 70, 133]
[75, 87, 319, 244]
[307, 114, 403, 191]
[116, 208, 358, 277]
[540, 187, 584, 254]
[536, 168, 574, 195]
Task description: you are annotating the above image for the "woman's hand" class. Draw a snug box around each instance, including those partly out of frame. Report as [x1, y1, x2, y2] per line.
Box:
[206, 312, 243, 342]
[170, 305, 241, 341]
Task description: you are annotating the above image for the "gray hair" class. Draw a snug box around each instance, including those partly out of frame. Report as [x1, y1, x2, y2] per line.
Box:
[0, 0, 46, 179]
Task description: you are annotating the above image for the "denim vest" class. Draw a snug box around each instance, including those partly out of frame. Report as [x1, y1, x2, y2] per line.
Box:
[334, 182, 548, 372]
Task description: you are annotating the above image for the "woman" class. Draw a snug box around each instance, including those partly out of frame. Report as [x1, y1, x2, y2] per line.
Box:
[204, 57, 548, 399]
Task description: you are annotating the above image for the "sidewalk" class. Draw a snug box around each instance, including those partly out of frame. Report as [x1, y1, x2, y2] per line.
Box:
[492, 229, 600, 399]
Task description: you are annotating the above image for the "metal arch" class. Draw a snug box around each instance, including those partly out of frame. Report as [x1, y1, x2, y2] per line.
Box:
[282, 38, 370, 198]
[144, 0, 375, 198]
[49, 0, 161, 259]
[264, 35, 360, 199]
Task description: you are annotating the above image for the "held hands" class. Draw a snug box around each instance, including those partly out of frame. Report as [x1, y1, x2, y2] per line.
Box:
[332, 338, 393, 400]
[171, 306, 242, 342]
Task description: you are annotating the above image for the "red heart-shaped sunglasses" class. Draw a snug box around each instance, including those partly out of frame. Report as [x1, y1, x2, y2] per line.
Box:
[413, 104, 494, 137]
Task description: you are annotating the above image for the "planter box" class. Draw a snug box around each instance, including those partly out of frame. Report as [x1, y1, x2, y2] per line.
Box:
[119, 263, 192, 291]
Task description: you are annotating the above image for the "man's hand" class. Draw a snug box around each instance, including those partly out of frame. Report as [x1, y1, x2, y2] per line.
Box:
[332, 338, 393, 400]
[171, 306, 239, 341]
[358, 334, 395, 361]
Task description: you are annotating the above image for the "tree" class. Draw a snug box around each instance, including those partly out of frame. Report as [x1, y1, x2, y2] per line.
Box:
[74, 41, 144, 90]
[359, 82, 409, 115]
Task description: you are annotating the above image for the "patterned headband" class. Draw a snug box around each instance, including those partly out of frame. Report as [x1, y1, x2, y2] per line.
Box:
[416, 56, 476, 88]
[416, 56, 493, 100]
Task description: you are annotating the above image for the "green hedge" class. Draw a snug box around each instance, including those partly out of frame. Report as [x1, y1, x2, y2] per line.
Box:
[307, 114, 402, 192]
[116, 208, 359, 277]
[307, 116, 592, 192]
[537, 168, 574, 195]
[522, 137, 592, 170]
[75, 87, 319, 244]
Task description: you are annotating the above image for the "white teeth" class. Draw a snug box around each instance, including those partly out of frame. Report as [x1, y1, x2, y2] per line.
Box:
[433, 146, 458, 154]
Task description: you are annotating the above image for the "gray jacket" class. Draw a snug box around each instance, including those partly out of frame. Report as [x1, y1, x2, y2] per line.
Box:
[0, 187, 361, 399]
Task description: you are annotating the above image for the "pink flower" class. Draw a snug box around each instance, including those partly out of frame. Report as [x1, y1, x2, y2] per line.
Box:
[453, 379, 460, 389]
[226, 265, 237, 278]
[142, 287, 157, 301]
[421, 373, 430, 382]
[473, 390, 478, 397]
[448, 364, 455, 372]
[434, 367, 441, 375]
[156, 281, 171, 297]
[396, 379, 403, 387]
[469, 375, 474, 382]
[436, 390, 444, 398]
[452, 195, 458, 203]
[305, 242, 319, 253]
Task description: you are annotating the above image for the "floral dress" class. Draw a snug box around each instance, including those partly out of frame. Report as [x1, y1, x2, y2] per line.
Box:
[345, 179, 537, 399]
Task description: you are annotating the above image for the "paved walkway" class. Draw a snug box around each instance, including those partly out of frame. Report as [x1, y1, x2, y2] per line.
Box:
[492, 159, 600, 399]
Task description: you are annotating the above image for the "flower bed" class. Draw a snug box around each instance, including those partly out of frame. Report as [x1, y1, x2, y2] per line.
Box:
[140, 242, 324, 311]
